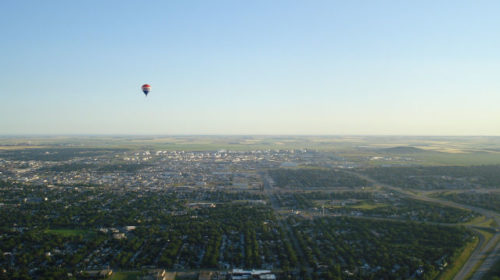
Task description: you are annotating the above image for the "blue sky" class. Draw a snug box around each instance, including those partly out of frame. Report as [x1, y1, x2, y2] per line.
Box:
[1, 0, 499, 135]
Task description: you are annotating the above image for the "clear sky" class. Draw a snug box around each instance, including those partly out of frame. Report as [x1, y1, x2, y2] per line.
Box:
[1, 0, 499, 135]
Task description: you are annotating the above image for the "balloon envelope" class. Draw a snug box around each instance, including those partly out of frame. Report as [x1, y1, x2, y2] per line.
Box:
[141, 84, 151, 96]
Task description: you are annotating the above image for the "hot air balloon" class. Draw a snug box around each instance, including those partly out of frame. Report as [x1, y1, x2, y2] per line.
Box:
[141, 84, 151, 96]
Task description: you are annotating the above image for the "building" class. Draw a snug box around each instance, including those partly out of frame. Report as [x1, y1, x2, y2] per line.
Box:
[229, 269, 276, 280]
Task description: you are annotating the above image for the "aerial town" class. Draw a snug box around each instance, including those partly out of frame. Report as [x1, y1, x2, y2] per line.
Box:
[1, 136, 500, 279]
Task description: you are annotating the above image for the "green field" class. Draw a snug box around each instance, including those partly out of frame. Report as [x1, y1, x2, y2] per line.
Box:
[45, 229, 92, 237]
[463, 215, 489, 226]
[109, 271, 142, 280]
[3, 136, 500, 166]
[326, 202, 388, 210]
[349, 202, 389, 210]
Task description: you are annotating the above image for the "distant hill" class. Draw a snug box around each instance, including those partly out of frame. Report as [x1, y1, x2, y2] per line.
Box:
[380, 146, 427, 154]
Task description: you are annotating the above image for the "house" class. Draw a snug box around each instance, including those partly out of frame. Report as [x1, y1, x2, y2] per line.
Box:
[229, 269, 276, 280]
[113, 233, 126, 240]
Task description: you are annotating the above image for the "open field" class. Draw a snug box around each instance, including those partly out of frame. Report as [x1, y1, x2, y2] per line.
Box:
[2, 136, 500, 166]
[109, 271, 142, 280]
[45, 229, 93, 237]
[327, 202, 389, 210]
[0, 145, 48, 150]
[465, 216, 490, 226]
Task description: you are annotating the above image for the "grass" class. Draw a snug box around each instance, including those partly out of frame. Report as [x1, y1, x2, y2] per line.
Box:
[109, 271, 142, 280]
[475, 229, 495, 248]
[0, 145, 47, 150]
[326, 200, 388, 210]
[45, 229, 92, 237]
[491, 219, 499, 228]
[476, 218, 498, 229]
[463, 215, 488, 226]
[349, 202, 388, 210]
[325, 202, 388, 210]
[437, 237, 479, 280]
[413, 151, 500, 166]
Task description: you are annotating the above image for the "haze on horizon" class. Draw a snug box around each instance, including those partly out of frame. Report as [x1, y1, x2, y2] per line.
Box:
[1, 0, 500, 136]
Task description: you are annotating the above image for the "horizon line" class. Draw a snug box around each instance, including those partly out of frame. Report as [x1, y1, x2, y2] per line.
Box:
[1, 134, 500, 138]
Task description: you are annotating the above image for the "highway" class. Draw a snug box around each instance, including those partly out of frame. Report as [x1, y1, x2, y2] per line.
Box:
[347, 171, 500, 280]
[261, 170, 500, 279]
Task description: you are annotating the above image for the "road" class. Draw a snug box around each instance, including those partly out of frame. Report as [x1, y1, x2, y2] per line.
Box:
[260, 172, 313, 278]
[261, 170, 500, 279]
[469, 234, 500, 280]
[347, 171, 500, 280]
